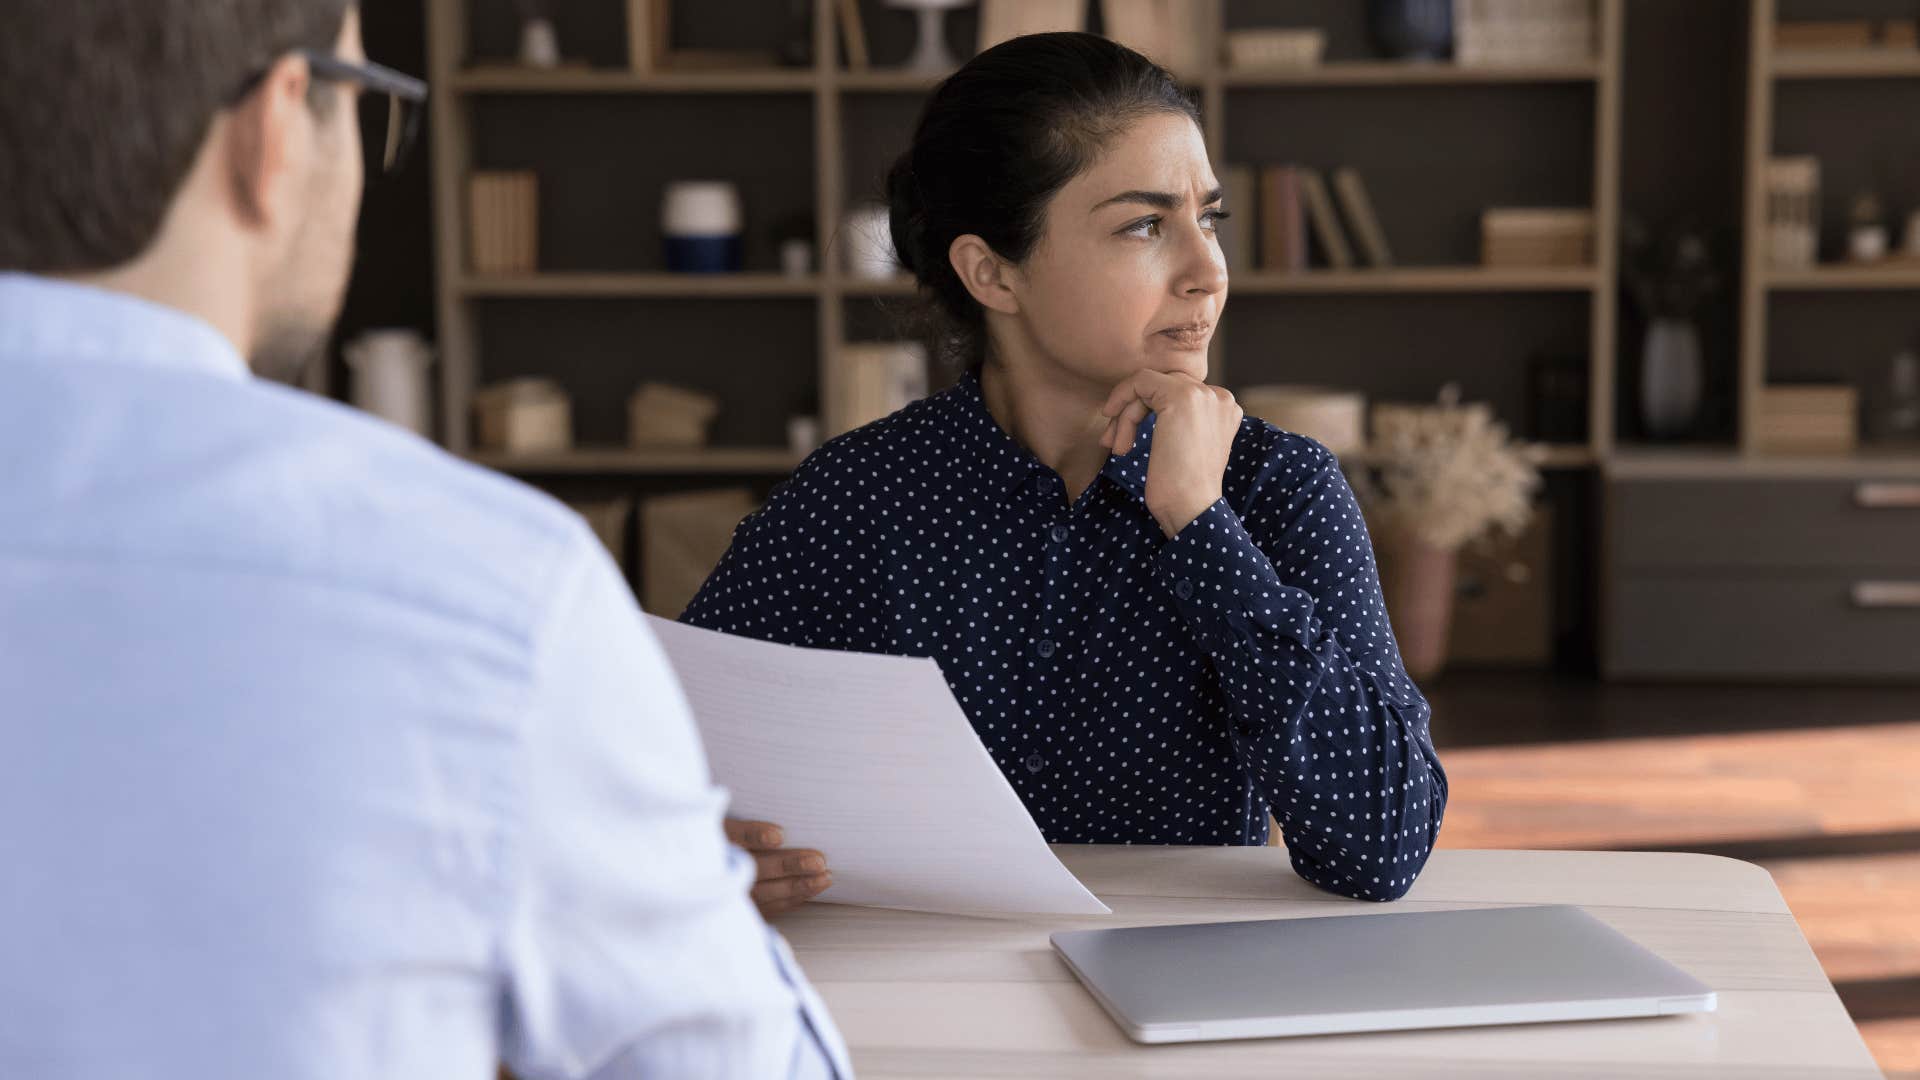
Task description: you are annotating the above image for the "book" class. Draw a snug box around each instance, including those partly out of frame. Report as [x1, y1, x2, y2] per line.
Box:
[1299, 168, 1355, 271]
[469, 171, 538, 273]
[1258, 165, 1306, 273]
[1331, 168, 1393, 268]
[836, 0, 869, 70]
[1765, 157, 1820, 269]
[1222, 165, 1257, 274]
[626, 0, 659, 73]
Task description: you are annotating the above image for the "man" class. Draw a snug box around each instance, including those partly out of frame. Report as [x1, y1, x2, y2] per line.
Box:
[0, 3, 849, 1076]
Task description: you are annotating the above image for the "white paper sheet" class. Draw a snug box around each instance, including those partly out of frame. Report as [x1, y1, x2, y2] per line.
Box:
[647, 616, 1111, 916]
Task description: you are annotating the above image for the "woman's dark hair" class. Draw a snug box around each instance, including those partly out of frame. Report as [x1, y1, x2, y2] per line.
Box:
[885, 32, 1201, 370]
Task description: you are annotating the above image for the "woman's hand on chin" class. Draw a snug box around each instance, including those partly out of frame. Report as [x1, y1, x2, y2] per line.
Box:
[724, 817, 832, 919]
[1099, 369, 1241, 539]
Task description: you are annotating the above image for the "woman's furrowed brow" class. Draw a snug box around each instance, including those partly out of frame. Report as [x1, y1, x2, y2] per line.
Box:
[1089, 187, 1226, 214]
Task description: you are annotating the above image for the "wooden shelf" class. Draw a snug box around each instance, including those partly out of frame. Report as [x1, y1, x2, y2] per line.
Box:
[460, 273, 821, 298]
[1539, 444, 1600, 469]
[1224, 60, 1601, 87]
[462, 273, 928, 299]
[1346, 443, 1596, 470]
[468, 446, 803, 475]
[1765, 263, 1920, 291]
[452, 65, 817, 94]
[838, 270, 1606, 297]
[1770, 49, 1920, 80]
[836, 275, 918, 296]
[833, 69, 949, 92]
[1605, 446, 1920, 480]
[453, 266, 1604, 301]
[1233, 266, 1600, 294]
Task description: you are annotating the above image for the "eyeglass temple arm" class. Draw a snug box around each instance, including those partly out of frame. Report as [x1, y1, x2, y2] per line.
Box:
[299, 49, 428, 102]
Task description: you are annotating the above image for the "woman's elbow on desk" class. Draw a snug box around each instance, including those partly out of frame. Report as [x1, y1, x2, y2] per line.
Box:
[1290, 845, 1434, 903]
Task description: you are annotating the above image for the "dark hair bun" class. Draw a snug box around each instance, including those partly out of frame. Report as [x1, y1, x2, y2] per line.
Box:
[880, 32, 1198, 370]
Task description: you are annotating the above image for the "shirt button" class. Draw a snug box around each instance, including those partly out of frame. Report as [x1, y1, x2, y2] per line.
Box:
[1025, 753, 1046, 773]
[1174, 579, 1195, 600]
[1034, 638, 1056, 659]
[1049, 523, 1069, 543]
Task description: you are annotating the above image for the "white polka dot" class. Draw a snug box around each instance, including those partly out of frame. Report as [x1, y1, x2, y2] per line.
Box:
[681, 370, 1448, 902]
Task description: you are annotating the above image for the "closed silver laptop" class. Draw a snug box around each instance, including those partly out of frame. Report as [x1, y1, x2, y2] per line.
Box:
[1050, 904, 1716, 1044]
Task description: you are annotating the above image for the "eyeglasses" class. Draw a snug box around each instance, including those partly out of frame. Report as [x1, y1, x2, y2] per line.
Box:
[229, 49, 429, 176]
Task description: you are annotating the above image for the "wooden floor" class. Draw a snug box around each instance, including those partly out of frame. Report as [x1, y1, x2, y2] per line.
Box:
[1429, 672, 1920, 1077]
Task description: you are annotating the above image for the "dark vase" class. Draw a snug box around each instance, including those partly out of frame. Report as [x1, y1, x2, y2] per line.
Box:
[1367, 0, 1454, 60]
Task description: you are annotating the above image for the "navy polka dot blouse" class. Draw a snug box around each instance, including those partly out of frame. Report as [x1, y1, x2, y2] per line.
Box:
[681, 369, 1448, 902]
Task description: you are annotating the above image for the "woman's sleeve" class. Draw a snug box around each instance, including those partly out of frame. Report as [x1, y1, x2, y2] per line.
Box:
[1153, 442, 1449, 902]
[677, 464, 836, 647]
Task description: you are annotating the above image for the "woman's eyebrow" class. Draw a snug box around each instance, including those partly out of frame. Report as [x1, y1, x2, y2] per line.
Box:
[1090, 187, 1226, 214]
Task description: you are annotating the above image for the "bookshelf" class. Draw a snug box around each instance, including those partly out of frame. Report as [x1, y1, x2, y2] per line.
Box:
[1738, 0, 1920, 460]
[426, 0, 1624, 473]
[1206, 0, 1623, 461]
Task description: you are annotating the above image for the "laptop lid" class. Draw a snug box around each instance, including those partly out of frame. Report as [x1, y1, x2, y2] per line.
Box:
[1050, 904, 1716, 1044]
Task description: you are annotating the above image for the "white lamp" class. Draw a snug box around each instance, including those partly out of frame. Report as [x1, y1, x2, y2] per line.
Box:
[887, 0, 974, 75]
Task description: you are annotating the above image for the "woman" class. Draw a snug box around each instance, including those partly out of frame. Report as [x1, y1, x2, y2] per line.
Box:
[684, 32, 1447, 917]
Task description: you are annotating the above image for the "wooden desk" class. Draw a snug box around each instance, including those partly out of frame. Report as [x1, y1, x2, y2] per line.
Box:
[779, 846, 1884, 1078]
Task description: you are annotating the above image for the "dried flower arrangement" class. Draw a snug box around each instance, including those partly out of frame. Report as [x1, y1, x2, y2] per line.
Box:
[1353, 383, 1547, 552]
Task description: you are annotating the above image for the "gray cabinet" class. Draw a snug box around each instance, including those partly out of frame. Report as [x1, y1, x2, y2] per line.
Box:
[1604, 471, 1920, 680]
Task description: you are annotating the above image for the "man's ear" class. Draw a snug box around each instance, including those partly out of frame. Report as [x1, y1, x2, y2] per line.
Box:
[948, 234, 1022, 316]
[224, 54, 312, 230]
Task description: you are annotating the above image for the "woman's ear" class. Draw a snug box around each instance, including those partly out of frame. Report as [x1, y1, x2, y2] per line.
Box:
[948, 234, 1021, 316]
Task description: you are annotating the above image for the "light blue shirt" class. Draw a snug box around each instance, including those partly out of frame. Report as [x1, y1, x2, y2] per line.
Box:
[0, 274, 851, 1079]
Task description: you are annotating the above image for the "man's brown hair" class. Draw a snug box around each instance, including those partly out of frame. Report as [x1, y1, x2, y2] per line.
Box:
[0, 0, 353, 274]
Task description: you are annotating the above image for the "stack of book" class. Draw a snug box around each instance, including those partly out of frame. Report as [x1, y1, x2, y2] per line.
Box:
[1222, 28, 1326, 71]
[1455, 0, 1596, 66]
[1224, 165, 1393, 273]
[1482, 208, 1594, 268]
[1755, 383, 1859, 455]
[1765, 157, 1820, 269]
[468, 171, 539, 274]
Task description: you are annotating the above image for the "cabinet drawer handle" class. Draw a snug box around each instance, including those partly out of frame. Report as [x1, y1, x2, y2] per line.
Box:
[1855, 482, 1920, 509]
[1852, 581, 1920, 608]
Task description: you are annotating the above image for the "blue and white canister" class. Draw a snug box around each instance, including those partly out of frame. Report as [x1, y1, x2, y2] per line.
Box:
[662, 180, 744, 273]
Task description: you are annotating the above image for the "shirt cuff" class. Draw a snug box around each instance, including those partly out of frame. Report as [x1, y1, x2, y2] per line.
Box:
[764, 927, 854, 1080]
[1154, 497, 1321, 653]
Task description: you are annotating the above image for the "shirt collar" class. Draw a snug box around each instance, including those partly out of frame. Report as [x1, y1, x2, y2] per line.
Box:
[938, 368, 1155, 503]
[0, 272, 250, 381]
